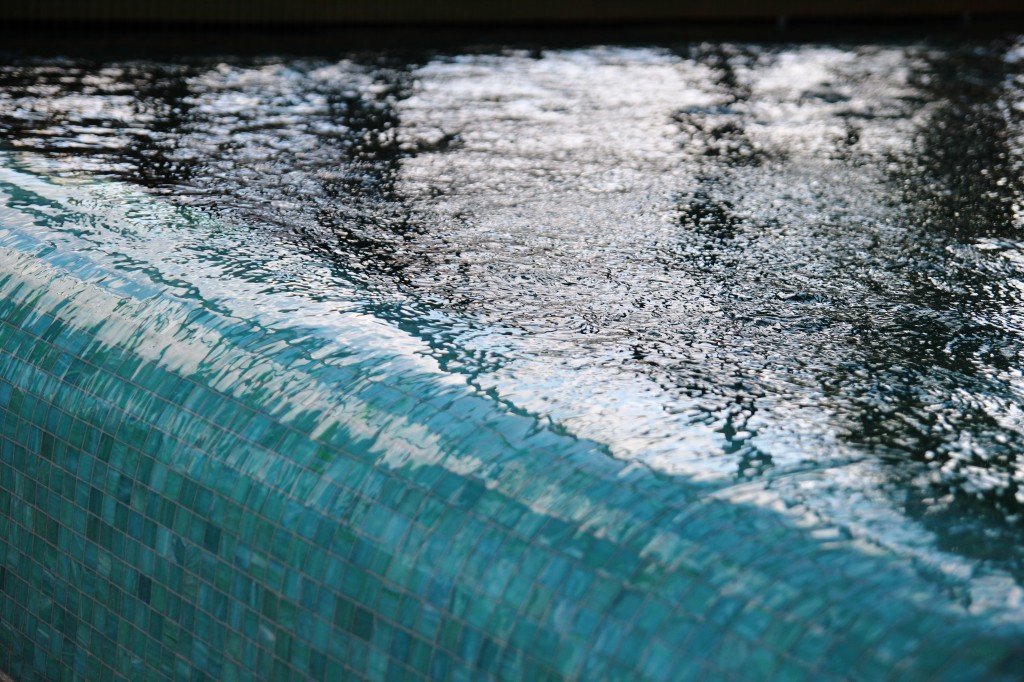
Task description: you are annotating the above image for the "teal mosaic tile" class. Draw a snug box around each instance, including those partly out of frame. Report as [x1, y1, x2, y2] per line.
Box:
[0, 166, 1022, 682]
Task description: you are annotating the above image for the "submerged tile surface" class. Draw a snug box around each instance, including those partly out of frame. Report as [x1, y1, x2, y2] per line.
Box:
[0, 35, 1023, 680]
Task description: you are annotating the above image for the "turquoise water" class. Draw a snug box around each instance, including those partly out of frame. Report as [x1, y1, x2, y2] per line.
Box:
[1, 35, 1024, 679]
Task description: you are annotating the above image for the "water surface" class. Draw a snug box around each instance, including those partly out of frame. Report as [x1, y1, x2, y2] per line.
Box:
[2, 34, 1024, 616]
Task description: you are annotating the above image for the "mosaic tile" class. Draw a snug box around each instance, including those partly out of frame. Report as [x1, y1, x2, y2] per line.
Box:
[1, 166, 1023, 682]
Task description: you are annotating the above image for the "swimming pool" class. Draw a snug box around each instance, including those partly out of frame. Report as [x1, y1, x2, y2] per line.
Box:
[1, 33, 1023, 680]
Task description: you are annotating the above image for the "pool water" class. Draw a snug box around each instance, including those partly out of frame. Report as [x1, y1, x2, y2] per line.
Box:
[1, 31, 1023, 680]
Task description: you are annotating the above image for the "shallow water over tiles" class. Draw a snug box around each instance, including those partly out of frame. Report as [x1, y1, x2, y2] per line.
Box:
[1, 32, 1024, 675]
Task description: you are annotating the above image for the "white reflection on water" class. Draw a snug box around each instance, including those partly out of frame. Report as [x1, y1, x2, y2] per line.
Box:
[2, 38, 1024, 615]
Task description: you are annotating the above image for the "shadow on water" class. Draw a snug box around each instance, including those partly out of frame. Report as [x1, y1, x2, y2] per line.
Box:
[634, 37, 1024, 585]
[0, 53, 504, 382]
[0, 59, 198, 187]
[0, 53, 424, 283]
[661, 44, 775, 478]
[832, 40, 1024, 579]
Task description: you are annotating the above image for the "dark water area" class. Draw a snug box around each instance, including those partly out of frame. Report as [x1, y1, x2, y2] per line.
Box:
[2, 32, 1023, 615]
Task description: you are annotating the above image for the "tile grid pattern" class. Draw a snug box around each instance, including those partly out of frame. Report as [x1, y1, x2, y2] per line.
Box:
[0, 297, 575, 681]
[0, 190, 1023, 681]
[0, 242, 717, 681]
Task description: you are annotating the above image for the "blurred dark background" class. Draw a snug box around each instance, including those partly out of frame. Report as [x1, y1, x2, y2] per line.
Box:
[1, 1, 1023, 57]
[0, 0, 1022, 25]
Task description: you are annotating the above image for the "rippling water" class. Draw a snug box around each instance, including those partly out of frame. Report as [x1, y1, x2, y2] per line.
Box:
[3, 34, 1024, 613]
